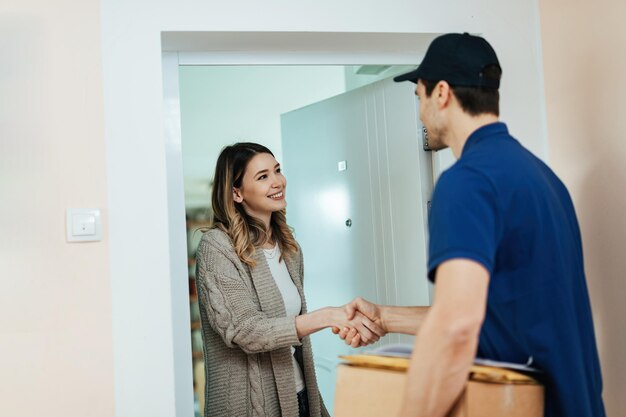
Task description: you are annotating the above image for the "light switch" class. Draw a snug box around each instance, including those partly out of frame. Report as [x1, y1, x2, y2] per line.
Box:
[67, 208, 102, 242]
[338, 160, 347, 171]
[72, 214, 96, 236]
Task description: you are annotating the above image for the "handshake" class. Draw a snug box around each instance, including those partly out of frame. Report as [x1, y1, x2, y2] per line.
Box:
[328, 297, 387, 348]
[298, 297, 422, 345]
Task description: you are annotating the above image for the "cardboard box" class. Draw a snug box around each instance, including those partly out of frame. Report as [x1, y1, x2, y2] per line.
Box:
[334, 360, 544, 417]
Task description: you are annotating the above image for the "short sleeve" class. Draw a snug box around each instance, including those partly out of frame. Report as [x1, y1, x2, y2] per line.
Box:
[427, 166, 501, 282]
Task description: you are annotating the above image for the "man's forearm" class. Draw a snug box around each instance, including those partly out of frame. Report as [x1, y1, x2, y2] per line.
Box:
[397, 259, 489, 417]
[380, 306, 429, 335]
[398, 309, 480, 417]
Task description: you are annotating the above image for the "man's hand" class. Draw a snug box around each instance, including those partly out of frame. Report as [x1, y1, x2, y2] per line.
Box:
[332, 297, 387, 347]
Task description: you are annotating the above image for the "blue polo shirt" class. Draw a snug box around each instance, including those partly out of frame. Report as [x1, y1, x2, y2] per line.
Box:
[427, 122, 605, 417]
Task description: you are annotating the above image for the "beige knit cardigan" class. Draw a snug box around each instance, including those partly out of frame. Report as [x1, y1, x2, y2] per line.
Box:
[196, 228, 331, 417]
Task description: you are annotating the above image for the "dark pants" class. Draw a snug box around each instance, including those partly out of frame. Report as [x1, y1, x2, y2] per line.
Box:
[297, 389, 309, 417]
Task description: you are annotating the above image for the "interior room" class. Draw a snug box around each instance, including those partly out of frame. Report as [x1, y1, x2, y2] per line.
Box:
[179, 64, 434, 413]
[1, 1, 625, 417]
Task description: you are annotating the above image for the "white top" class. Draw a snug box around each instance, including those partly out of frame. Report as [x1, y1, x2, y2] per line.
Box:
[263, 244, 306, 393]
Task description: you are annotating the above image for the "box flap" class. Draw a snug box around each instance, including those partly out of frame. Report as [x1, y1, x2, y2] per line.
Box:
[339, 355, 540, 385]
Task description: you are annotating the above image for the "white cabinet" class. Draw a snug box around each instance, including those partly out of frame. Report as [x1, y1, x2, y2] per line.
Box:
[281, 77, 434, 409]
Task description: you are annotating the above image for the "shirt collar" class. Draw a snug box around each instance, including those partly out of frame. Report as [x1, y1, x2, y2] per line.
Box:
[461, 122, 509, 156]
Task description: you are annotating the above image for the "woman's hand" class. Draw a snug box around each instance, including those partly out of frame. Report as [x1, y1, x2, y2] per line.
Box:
[295, 304, 386, 346]
[327, 306, 386, 347]
[332, 298, 388, 347]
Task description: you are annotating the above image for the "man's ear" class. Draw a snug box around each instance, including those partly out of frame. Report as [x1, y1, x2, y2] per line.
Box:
[232, 187, 244, 203]
[436, 81, 452, 109]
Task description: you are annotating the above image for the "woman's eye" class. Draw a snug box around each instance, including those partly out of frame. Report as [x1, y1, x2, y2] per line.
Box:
[276, 168, 282, 173]
[258, 174, 267, 180]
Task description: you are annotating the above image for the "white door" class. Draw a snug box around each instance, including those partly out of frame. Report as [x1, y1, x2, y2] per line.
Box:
[281, 77, 433, 410]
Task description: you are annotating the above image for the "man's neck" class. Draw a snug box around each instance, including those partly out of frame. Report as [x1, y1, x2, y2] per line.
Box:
[447, 113, 499, 159]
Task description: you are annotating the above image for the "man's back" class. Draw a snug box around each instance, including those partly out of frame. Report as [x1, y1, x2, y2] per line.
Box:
[428, 122, 605, 417]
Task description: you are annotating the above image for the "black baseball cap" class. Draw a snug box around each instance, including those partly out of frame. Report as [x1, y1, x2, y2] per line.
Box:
[394, 32, 501, 88]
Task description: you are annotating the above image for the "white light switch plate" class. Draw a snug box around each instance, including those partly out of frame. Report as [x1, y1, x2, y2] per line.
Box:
[66, 208, 102, 242]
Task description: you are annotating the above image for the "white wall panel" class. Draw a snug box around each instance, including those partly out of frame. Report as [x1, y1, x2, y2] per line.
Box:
[282, 77, 433, 408]
[372, 79, 432, 308]
[282, 88, 380, 409]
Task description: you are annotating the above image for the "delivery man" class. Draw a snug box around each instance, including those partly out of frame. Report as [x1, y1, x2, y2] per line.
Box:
[338, 33, 606, 417]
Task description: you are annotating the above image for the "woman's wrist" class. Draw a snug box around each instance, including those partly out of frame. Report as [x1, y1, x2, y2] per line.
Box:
[327, 306, 345, 328]
[296, 307, 340, 338]
[317, 306, 340, 329]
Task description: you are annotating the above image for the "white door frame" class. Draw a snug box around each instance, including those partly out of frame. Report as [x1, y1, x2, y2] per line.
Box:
[160, 31, 442, 416]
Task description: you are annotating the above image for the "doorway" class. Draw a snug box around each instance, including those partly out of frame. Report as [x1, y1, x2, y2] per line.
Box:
[177, 64, 433, 414]
[161, 31, 452, 416]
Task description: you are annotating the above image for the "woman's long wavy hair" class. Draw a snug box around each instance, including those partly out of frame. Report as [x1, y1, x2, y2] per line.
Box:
[211, 142, 299, 268]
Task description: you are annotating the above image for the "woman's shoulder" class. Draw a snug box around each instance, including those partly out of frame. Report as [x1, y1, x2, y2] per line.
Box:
[198, 227, 236, 254]
[197, 228, 247, 273]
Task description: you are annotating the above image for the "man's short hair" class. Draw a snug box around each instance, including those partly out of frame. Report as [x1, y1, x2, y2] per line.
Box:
[421, 64, 502, 116]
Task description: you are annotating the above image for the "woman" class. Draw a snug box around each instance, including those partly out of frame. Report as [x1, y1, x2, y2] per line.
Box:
[196, 142, 383, 417]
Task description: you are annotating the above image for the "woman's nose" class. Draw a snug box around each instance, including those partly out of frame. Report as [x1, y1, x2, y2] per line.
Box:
[270, 174, 282, 187]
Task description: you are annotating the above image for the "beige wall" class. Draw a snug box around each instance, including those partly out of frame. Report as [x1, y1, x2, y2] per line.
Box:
[0, 1, 114, 417]
[539, 1, 626, 415]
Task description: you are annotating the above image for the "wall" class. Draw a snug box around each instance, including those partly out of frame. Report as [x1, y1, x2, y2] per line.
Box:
[179, 65, 346, 208]
[0, 1, 113, 417]
[100, 1, 549, 416]
[539, 1, 626, 415]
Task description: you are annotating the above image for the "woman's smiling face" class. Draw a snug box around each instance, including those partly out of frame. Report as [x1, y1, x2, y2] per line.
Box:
[233, 152, 287, 222]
